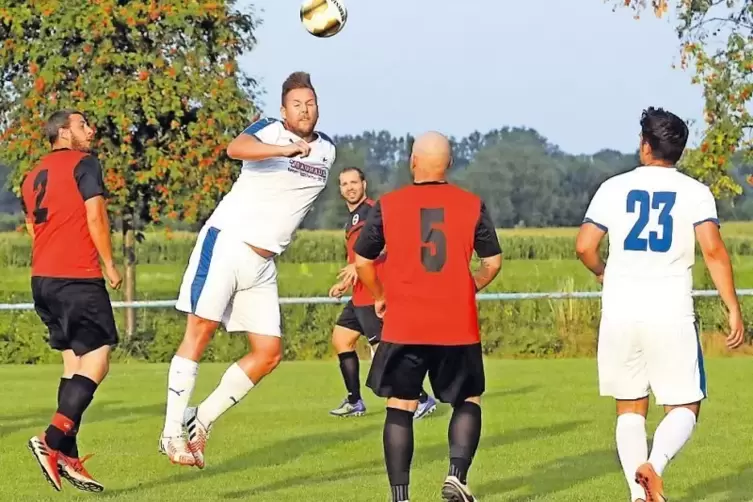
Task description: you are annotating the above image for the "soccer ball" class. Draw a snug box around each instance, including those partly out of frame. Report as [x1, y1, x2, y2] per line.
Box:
[300, 0, 347, 38]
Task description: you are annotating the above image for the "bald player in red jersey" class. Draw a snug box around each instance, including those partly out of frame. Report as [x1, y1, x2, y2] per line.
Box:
[21, 110, 121, 494]
[354, 132, 502, 502]
[327, 167, 436, 419]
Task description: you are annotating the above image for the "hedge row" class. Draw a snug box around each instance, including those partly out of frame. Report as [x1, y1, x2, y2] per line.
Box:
[1, 296, 750, 364]
[5, 229, 753, 266]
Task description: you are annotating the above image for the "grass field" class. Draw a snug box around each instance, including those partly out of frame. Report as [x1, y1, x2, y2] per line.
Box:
[1, 260, 606, 301]
[3, 360, 753, 502]
[4, 255, 753, 301]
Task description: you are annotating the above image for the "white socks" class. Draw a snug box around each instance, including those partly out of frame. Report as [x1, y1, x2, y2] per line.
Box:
[197, 363, 255, 428]
[648, 407, 697, 475]
[614, 407, 697, 501]
[163, 355, 199, 437]
[616, 413, 648, 502]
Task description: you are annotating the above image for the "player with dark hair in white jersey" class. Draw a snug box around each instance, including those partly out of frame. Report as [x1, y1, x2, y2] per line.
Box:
[158, 71, 337, 469]
[576, 107, 744, 502]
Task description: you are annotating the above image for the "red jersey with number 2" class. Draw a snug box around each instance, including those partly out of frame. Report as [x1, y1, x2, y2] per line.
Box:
[352, 182, 502, 345]
[21, 149, 105, 279]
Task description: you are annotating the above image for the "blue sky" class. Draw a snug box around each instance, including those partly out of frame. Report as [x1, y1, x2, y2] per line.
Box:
[238, 0, 703, 155]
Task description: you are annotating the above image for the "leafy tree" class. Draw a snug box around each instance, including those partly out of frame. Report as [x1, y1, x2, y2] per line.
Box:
[0, 0, 261, 335]
[611, 0, 753, 198]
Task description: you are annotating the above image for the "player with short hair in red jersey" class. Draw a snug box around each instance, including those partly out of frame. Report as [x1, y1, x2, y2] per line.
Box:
[327, 167, 436, 419]
[21, 110, 122, 494]
[354, 131, 502, 502]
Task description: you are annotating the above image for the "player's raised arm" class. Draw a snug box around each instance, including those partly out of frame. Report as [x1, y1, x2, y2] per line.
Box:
[353, 200, 386, 302]
[226, 117, 310, 161]
[472, 201, 502, 291]
[694, 194, 744, 349]
[76, 156, 121, 290]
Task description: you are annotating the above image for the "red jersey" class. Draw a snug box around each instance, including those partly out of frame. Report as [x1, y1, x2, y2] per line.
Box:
[20, 149, 107, 279]
[345, 198, 384, 306]
[353, 182, 501, 345]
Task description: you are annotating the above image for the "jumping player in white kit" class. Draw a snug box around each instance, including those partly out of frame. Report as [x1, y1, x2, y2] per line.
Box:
[158, 72, 336, 469]
[575, 107, 744, 502]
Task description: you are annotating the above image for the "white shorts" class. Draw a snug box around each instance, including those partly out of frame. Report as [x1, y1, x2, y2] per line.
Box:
[597, 317, 707, 406]
[175, 225, 281, 336]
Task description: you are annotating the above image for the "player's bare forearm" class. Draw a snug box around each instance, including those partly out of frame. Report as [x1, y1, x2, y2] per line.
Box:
[703, 245, 741, 314]
[226, 135, 288, 161]
[85, 197, 116, 268]
[473, 254, 502, 292]
[24, 220, 34, 242]
[575, 223, 607, 277]
[355, 255, 384, 300]
[577, 250, 606, 277]
[697, 222, 741, 314]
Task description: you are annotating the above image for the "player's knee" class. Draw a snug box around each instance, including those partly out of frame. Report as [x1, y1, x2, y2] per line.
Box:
[61, 351, 80, 378]
[184, 315, 219, 344]
[453, 396, 481, 408]
[255, 350, 281, 373]
[76, 344, 111, 384]
[332, 328, 358, 352]
[387, 397, 418, 413]
[269, 351, 282, 370]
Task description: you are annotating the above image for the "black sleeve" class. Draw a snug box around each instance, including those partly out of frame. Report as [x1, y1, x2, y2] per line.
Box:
[353, 200, 385, 259]
[74, 155, 107, 201]
[474, 201, 502, 258]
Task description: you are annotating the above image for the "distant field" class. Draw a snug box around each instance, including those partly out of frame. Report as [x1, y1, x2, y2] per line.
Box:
[5, 257, 753, 302]
[3, 222, 753, 267]
[2, 359, 753, 501]
[3, 225, 753, 362]
[1, 260, 603, 301]
[0, 220, 750, 242]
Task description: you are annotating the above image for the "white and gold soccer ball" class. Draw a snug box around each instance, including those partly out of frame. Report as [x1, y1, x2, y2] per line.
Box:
[300, 0, 348, 38]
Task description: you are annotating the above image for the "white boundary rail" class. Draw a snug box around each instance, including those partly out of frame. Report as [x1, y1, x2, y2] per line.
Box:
[1, 289, 753, 310]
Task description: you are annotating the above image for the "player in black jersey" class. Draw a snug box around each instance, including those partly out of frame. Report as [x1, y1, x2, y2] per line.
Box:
[328, 167, 437, 418]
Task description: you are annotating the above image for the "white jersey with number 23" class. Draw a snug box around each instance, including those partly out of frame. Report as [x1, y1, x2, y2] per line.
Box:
[584, 165, 719, 323]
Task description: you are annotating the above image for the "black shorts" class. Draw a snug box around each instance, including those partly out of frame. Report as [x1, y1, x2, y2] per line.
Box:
[335, 300, 382, 345]
[366, 342, 485, 406]
[31, 277, 119, 356]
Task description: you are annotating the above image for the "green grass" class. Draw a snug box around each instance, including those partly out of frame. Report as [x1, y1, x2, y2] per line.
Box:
[4, 255, 753, 302]
[2, 359, 753, 501]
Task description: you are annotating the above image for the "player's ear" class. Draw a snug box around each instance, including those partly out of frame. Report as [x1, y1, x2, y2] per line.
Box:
[280, 105, 287, 122]
[638, 134, 651, 163]
[58, 126, 69, 144]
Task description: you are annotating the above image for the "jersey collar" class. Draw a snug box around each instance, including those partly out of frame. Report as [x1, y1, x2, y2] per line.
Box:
[636, 164, 677, 171]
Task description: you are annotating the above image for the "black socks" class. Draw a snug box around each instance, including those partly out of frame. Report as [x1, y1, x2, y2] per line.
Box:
[448, 401, 482, 484]
[338, 351, 361, 404]
[46, 375, 98, 452]
[384, 407, 414, 501]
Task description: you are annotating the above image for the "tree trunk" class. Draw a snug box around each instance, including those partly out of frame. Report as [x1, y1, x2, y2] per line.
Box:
[122, 214, 137, 339]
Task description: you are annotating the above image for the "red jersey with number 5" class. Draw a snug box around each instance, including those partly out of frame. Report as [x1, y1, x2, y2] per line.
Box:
[352, 182, 501, 345]
[345, 198, 385, 306]
[21, 149, 107, 279]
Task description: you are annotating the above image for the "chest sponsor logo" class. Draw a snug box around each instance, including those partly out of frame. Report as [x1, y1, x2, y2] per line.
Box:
[288, 159, 327, 182]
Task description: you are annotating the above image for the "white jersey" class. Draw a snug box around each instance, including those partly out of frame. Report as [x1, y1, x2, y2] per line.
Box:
[584, 165, 719, 322]
[206, 118, 336, 254]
